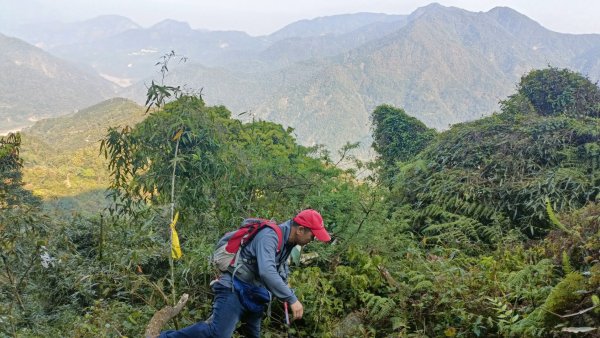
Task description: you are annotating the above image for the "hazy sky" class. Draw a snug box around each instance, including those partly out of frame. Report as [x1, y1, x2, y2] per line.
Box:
[2, 0, 599, 36]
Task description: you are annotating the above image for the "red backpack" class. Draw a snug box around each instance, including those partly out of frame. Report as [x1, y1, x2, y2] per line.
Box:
[212, 218, 283, 272]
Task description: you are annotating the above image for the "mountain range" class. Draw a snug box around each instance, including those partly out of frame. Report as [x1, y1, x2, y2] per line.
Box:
[0, 33, 115, 133]
[3, 3, 600, 155]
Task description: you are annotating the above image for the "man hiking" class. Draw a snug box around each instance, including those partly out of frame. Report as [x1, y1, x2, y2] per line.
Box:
[159, 209, 331, 338]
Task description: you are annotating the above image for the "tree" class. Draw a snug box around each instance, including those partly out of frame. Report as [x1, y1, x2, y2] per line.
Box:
[101, 95, 233, 220]
[0, 133, 38, 208]
[370, 104, 436, 174]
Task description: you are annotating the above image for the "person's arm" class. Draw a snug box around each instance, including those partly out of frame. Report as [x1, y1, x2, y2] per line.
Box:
[277, 245, 304, 320]
[254, 230, 298, 304]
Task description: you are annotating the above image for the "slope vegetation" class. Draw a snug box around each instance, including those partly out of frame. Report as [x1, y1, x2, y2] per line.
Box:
[20, 98, 145, 208]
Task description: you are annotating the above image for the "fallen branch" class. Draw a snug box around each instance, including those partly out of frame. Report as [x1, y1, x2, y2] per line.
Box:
[377, 265, 400, 288]
[558, 304, 599, 318]
[145, 293, 189, 338]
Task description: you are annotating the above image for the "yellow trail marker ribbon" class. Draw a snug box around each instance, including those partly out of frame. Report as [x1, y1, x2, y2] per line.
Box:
[170, 211, 182, 259]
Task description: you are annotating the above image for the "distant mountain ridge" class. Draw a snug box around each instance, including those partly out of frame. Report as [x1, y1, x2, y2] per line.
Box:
[0, 33, 115, 134]
[22, 98, 145, 151]
[6, 15, 141, 49]
[269, 12, 406, 40]
[3, 4, 600, 157]
[120, 4, 600, 153]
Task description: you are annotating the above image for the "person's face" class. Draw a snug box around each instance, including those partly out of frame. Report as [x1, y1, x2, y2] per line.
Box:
[296, 226, 315, 246]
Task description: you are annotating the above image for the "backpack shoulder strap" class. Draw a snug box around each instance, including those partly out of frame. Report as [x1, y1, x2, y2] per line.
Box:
[263, 221, 283, 252]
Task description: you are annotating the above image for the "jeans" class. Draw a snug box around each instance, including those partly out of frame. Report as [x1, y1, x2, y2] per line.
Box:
[159, 282, 263, 338]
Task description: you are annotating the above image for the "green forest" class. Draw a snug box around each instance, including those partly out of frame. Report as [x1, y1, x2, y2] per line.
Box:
[1, 66, 600, 337]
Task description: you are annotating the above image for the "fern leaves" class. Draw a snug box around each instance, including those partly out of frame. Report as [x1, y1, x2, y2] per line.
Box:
[360, 291, 397, 322]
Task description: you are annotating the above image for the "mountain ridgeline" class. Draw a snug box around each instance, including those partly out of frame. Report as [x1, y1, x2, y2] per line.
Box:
[2, 4, 600, 156]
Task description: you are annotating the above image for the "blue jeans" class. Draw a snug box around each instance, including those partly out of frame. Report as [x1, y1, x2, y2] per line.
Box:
[159, 282, 263, 338]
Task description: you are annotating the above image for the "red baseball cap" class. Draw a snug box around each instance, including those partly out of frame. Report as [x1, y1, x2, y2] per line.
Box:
[293, 209, 331, 242]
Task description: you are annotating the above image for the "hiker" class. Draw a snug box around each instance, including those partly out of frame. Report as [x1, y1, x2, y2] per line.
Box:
[159, 209, 331, 338]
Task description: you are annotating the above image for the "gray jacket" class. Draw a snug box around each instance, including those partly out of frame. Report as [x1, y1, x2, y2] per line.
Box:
[217, 220, 297, 304]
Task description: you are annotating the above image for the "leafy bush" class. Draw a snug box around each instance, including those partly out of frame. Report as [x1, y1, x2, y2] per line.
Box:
[515, 67, 600, 118]
[388, 91, 599, 238]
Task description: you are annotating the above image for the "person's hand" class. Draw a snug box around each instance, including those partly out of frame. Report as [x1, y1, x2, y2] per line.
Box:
[289, 300, 304, 320]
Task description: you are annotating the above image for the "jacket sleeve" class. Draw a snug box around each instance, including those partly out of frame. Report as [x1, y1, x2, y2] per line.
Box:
[278, 261, 290, 283]
[254, 230, 298, 304]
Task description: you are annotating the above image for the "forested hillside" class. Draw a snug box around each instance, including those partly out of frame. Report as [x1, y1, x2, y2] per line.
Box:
[0, 34, 115, 134]
[120, 4, 600, 157]
[1, 67, 599, 337]
[4, 4, 600, 158]
[20, 98, 145, 211]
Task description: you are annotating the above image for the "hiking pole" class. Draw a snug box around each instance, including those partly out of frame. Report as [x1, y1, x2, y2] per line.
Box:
[284, 301, 291, 337]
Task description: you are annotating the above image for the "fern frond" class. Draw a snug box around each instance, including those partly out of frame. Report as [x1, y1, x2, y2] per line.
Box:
[561, 250, 573, 274]
[545, 197, 568, 232]
[360, 291, 397, 321]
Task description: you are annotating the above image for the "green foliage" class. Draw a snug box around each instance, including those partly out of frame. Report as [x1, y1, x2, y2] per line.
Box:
[389, 93, 600, 238]
[370, 104, 436, 178]
[561, 251, 574, 274]
[360, 291, 396, 322]
[543, 202, 600, 272]
[0, 206, 202, 337]
[542, 272, 586, 320]
[486, 297, 520, 336]
[0, 133, 22, 207]
[144, 51, 189, 113]
[0, 133, 38, 208]
[515, 67, 600, 118]
[5, 66, 600, 337]
[0, 207, 49, 336]
[505, 258, 555, 311]
[545, 197, 570, 233]
[289, 267, 343, 336]
[70, 300, 154, 338]
[101, 95, 231, 219]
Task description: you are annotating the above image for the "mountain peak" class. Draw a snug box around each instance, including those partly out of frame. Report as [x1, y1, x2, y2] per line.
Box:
[150, 19, 191, 32]
[486, 6, 544, 34]
[416, 2, 446, 10]
[411, 3, 447, 16]
[409, 2, 468, 21]
[487, 6, 526, 18]
[79, 15, 141, 30]
[77, 15, 141, 34]
[82, 15, 139, 26]
[269, 12, 405, 40]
